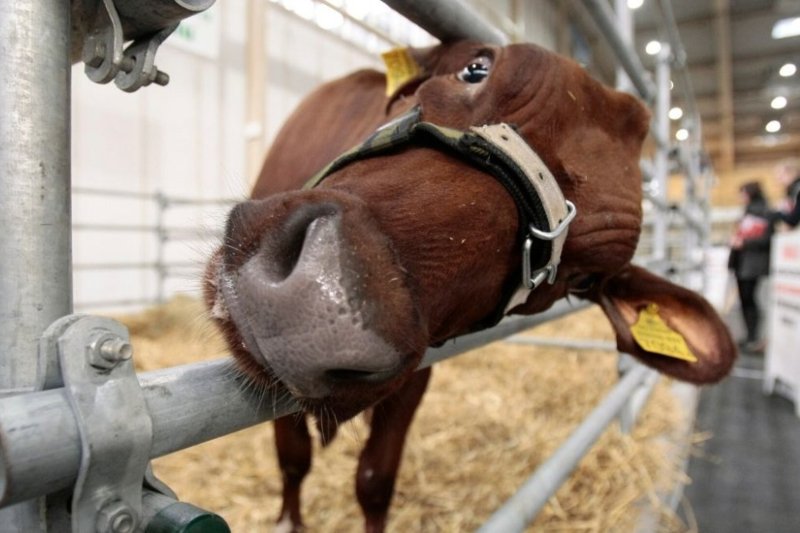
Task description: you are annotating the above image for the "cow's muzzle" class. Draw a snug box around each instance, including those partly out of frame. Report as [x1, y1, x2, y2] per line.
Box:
[208, 192, 425, 405]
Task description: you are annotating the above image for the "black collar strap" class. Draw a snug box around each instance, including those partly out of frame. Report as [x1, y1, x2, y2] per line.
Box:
[304, 106, 576, 322]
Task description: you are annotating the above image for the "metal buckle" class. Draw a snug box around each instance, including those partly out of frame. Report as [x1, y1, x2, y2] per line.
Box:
[521, 200, 577, 290]
[528, 200, 577, 241]
[522, 236, 559, 289]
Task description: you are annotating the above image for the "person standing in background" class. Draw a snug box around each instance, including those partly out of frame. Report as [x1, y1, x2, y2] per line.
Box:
[728, 181, 774, 353]
[773, 159, 800, 229]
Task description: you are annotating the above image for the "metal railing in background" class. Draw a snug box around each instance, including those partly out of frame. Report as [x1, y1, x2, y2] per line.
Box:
[71, 187, 237, 310]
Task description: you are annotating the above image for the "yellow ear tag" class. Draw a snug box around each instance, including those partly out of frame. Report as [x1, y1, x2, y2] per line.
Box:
[630, 303, 697, 363]
[381, 47, 421, 97]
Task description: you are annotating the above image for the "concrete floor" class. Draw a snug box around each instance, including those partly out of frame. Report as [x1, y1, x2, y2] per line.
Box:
[682, 310, 800, 532]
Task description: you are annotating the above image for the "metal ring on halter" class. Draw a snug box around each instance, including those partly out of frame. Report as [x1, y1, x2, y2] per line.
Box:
[521, 201, 577, 290]
[522, 238, 559, 290]
[528, 200, 577, 241]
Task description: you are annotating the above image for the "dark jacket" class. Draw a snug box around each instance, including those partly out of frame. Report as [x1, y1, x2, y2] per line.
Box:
[776, 176, 800, 228]
[728, 198, 774, 280]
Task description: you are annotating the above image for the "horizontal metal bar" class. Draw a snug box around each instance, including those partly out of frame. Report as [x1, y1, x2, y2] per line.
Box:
[72, 187, 160, 201]
[505, 336, 617, 352]
[162, 197, 238, 207]
[72, 223, 159, 233]
[73, 262, 199, 271]
[0, 360, 300, 507]
[73, 262, 161, 271]
[163, 229, 224, 241]
[420, 300, 591, 368]
[379, 0, 508, 45]
[0, 299, 592, 507]
[73, 298, 158, 310]
[477, 364, 655, 532]
[72, 187, 238, 208]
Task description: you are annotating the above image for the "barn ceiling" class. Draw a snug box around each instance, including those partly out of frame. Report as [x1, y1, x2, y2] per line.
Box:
[572, 0, 800, 171]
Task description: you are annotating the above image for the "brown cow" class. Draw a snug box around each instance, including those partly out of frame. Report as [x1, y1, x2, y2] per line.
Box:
[204, 41, 735, 532]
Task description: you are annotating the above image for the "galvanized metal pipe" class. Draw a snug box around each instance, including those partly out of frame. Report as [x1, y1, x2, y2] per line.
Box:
[0, 359, 300, 507]
[419, 300, 590, 368]
[0, 300, 591, 507]
[0, 1, 72, 391]
[379, 0, 508, 45]
[477, 365, 655, 532]
[580, 0, 654, 101]
[0, 2, 72, 528]
[651, 46, 672, 261]
[505, 336, 616, 352]
[70, 0, 215, 62]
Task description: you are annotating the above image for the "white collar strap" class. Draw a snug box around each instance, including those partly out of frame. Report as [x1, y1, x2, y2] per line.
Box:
[470, 124, 576, 314]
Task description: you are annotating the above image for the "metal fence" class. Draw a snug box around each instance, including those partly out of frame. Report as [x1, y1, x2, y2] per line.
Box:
[0, 0, 711, 532]
[72, 187, 237, 310]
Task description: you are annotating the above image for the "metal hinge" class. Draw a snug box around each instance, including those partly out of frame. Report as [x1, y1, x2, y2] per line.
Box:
[82, 0, 176, 92]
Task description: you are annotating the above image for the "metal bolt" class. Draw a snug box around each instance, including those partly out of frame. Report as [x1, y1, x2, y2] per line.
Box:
[154, 70, 170, 86]
[99, 337, 133, 362]
[84, 39, 107, 68]
[119, 56, 136, 74]
[89, 332, 133, 369]
[96, 500, 137, 533]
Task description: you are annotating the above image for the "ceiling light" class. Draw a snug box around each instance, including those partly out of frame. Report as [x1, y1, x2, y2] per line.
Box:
[627, 0, 644, 9]
[766, 120, 781, 133]
[771, 96, 788, 110]
[675, 128, 689, 141]
[645, 40, 662, 55]
[669, 106, 683, 120]
[780, 63, 797, 77]
[772, 17, 800, 39]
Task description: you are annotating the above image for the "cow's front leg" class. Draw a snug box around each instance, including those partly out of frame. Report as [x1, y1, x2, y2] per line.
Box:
[356, 368, 432, 533]
[274, 415, 312, 533]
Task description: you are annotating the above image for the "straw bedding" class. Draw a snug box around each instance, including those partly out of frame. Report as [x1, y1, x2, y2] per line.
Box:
[120, 296, 695, 532]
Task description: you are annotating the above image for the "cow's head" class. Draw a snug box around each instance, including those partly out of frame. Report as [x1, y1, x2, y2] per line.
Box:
[206, 42, 735, 419]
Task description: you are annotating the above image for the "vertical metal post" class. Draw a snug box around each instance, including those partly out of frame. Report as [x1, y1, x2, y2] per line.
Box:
[0, 0, 72, 394]
[0, 1, 72, 530]
[613, 0, 633, 93]
[652, 45, 671, 261]
[156, 191, 168, 303]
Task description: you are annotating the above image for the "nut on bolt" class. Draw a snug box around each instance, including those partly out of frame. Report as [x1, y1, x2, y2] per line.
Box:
[84, 37, 107, 69]
[96, 500, 138, 533]
[89, 332, 133, 369]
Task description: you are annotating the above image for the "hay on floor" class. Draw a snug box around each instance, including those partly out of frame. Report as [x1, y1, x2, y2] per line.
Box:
[118, 295, 693, 532]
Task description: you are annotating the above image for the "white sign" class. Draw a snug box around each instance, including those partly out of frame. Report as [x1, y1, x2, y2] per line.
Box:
[765, 230, 800, 417]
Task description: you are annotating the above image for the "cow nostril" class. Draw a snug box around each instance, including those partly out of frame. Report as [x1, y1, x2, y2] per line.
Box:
[325, 367, 399, 385]
[260, 203, 340, 282]
[266, 222, 306, 281]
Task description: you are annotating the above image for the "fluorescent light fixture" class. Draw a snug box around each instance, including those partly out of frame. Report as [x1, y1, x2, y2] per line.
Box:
[772, 17, 800, 39]
[627, 0, 644, 9]
[645, 40, 662, 55]
[669, 106, 683, 120]
[766, 120, 781, 133]
[675, 128, 689, 141]
[771, 96, 787, 110]
[780, 62, 797, 77]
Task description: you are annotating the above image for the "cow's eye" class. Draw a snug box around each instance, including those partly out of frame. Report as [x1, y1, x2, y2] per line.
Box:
[457, 57, 491, 83]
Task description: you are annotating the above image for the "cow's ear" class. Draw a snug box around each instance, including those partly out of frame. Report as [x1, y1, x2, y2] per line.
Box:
[586, 264, 736, 384]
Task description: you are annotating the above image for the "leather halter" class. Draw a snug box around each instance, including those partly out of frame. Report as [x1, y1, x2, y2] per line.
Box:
[304, 106, 576, 328]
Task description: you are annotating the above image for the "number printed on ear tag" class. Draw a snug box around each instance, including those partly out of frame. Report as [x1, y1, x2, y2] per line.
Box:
[630, 303, 698, 363]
